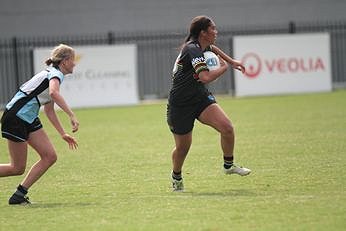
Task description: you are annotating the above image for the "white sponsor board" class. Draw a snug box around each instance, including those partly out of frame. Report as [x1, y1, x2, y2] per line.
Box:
[233, 33, 332, 96]
[34, 44, 138, 108]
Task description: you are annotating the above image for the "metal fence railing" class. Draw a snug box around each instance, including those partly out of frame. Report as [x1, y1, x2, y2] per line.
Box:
[1, 21, 345, 109]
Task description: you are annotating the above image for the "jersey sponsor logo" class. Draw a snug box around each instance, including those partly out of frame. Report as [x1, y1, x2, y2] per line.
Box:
[191, 56, 205, 66]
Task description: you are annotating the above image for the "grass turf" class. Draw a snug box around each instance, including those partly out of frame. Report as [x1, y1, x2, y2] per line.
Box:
[0, 90, 345, 230]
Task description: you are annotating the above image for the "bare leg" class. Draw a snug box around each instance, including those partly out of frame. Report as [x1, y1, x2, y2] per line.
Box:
[0, 140, 27, 176]
[198, 103, 251, 176]
[20, 129, 57, 189]
[172, 132, 192, 173]
[198, 103, 235, 158]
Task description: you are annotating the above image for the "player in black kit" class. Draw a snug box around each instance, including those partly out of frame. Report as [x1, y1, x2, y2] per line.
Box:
[167, 15, 251, 191]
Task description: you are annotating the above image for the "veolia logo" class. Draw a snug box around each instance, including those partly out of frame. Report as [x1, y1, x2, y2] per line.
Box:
[241, 52, 326, 78]
[241, 53, 262, 78]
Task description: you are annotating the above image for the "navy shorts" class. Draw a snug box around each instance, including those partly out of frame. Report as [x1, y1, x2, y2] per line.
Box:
[167, 94, 216, 135]
[1, 110, 43, 142]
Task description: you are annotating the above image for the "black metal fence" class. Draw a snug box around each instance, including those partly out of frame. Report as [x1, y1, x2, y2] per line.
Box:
[1, 21, 345, 109]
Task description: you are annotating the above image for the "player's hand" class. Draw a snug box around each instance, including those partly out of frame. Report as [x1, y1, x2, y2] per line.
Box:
[62, 133, 78, 150]
[232, 60, 246, 73]
[219, 57, 229, 68]
[70, 115, 79, 133]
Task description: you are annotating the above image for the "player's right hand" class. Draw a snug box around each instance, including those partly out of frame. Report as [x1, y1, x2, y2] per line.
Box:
[70, 115, 79, 133]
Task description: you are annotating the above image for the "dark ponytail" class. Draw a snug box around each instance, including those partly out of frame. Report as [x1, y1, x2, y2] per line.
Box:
[184, 34, 192, 43]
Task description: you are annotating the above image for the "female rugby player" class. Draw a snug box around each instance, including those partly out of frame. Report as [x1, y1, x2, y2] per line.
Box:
[167, 16, 251, 191]
[0, 44, 79, 204]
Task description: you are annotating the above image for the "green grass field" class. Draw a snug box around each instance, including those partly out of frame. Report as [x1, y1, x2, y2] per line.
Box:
[1, 90, 345, 231]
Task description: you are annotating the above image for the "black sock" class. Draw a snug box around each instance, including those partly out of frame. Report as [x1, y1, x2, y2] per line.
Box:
[172, 171, 182, 180]
[224, 156, 234, 169]
[14, 184, 28, 197]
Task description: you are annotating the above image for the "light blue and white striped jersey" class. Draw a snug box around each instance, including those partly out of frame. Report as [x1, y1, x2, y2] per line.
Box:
[6, 67, 64, 123]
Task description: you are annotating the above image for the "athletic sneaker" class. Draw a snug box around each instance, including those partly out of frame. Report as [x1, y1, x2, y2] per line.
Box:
[8, 194, 31, 205]
[171, 177, 184, 192]
[224, 164, 251, 176]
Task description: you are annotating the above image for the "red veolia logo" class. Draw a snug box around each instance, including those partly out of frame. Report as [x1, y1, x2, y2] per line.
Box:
[241, 53, 262, 78]
[241, 52, 326, 78]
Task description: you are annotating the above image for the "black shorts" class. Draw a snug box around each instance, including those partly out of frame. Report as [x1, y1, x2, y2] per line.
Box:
[167, 94, 216, 135]
[1, 110, 43, 142]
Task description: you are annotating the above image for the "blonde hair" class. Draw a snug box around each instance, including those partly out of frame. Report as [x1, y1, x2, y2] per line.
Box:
[45, 44, 74, 67]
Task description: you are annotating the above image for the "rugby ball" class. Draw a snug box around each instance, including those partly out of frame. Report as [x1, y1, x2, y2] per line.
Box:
[203, 51, 221, 71]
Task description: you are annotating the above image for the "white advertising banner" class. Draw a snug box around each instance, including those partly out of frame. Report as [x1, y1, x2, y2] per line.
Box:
[233, 33, 332, 96]
[34, 44, 138, 108]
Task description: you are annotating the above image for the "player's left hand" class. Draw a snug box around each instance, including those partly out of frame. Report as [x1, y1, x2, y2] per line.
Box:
[232, 60, 246, 73]
[219, 57, 228, 68]
[62, 133, 78, 150]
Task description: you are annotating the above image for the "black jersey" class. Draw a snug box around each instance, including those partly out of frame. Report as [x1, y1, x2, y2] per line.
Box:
[168, 40, 212, 106]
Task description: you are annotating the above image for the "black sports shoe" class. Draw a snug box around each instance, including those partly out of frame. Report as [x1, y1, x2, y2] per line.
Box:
[8, 193, 31, 205]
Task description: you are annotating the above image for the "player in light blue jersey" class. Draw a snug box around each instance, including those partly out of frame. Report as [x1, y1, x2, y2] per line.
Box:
[0, 44, 79, 205]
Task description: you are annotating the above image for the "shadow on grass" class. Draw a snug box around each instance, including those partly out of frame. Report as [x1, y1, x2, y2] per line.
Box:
[25, 202, 94, 209]
[177, 188, 257, 197]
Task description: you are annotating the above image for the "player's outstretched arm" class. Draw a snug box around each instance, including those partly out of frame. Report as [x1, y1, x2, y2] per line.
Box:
[211, 45, 245, 73]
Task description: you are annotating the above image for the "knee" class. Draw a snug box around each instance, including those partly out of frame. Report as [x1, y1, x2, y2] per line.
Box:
[13, 166, 26, 175]
[175, 145, 190, 157]
[10, 164, 26, 176]
[43, 152, 57, 166]
[48, 154, 57, 166]
[220, 121, 235, 137]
